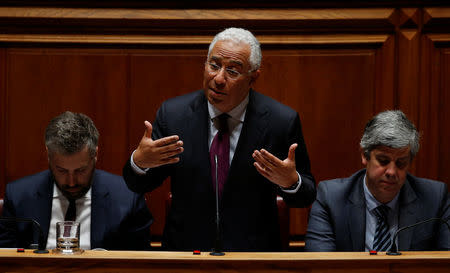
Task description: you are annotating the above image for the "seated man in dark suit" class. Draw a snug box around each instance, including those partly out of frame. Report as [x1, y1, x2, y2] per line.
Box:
[123, 27, 316, 251]
[305, 110, 449, 252]
[0, 111, 153, 250]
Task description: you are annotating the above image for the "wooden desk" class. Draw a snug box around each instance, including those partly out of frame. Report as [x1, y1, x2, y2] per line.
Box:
[0, 249, 448, 273]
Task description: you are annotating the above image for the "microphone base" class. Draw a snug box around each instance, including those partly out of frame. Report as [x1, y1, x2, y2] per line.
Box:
[386, 251, 402, 256]
[210, 251, 225, 256]
[33, 249, 49, 254]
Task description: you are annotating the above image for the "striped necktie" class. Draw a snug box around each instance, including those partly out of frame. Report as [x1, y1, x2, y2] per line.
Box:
[372, 205, 391, 251]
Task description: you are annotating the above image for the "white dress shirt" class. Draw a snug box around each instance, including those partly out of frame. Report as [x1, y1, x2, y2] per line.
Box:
[46, 184, 92, 250]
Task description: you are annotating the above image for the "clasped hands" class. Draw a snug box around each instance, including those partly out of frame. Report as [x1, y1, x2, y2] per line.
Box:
[133, 121, 299, 188]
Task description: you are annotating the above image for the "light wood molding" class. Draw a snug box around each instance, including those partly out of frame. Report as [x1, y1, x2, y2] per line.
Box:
[0, 6, 396, 36]
[424, 7, 450, 20]
[0, 33, 389, 45]
[423, 7, 450, 28]
[0, 7, 394, 21]
[425, 33, 450, 43]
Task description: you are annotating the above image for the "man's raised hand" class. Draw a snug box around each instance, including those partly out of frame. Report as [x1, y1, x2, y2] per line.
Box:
[252, 143, 298, 188]
[133, 121, 184, 169]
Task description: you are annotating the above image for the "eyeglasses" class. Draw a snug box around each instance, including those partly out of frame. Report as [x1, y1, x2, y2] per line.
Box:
[206, 62, 247, 80]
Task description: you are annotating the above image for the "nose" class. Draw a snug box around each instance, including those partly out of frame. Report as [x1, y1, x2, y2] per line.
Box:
[67, 173, 77, 187]
[214, 67, 226, 86]
[385, 162, 397, 179]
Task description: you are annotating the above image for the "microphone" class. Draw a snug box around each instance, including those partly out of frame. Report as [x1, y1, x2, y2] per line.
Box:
[0, 216, 49, 253]
[210, 154, 225, 256]
[386, 216, 450, 255]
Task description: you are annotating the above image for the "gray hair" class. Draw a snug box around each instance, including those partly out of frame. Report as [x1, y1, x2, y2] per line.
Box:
[208, 27, 262, 71]
[45, 111, 99, 157]
[360, 110, 420, 159]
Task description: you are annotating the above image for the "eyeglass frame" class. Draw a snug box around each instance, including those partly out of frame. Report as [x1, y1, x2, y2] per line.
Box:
[205, 61, 255, 80]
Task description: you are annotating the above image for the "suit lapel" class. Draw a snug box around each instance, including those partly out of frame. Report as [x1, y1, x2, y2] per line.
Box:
[347, 174, 366, 251]
[187, 93, 213, 192]
[34, 172, 54, 244]
[397, 179, 418, 250]
[90, 171, 109, 249]
[228, 90, 268, 181]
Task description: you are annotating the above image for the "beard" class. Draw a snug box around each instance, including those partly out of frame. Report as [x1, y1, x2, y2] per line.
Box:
[50, 170, 93, 200]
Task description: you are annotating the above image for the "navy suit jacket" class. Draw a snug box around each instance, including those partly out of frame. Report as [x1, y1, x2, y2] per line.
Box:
[123, 89, 316, 251]
[0, 169, 153, 250]
[305, 169, 450, 251]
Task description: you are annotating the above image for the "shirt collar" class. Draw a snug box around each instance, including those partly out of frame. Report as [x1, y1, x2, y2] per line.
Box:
[207, 93, 249, 123]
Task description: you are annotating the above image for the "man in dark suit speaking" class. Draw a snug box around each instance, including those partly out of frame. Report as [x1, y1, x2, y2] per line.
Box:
[0, 111, 153, 250]
[305, 110, 449, 252]
[123, 27, 316, 251]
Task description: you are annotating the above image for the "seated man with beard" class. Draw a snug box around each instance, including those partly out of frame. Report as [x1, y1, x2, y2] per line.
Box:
[0, 111, 153, 250]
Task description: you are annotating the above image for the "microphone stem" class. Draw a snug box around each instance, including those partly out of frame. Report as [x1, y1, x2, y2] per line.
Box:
[387, 217, 449, 255]
[215, 155, 219, 231]
[0, 216, 49, 253]
[210, 154, 224, 256]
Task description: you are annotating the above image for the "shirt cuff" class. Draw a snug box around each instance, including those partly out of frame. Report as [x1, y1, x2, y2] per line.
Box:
[280, 171, 302, 193]
[130, 150, 149, 175]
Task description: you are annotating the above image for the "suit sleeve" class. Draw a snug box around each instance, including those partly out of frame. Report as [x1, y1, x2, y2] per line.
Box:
[305, 182, 337, 251]
[278, 113, 316, 208]
[437, 184, 450, 250]
[0, 186, 19, 247]
[119, 193, 154, 250]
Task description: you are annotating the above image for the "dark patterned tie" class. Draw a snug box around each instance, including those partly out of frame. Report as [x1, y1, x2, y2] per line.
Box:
[372, 205, 391, 251]
[209, 114, 230, 198]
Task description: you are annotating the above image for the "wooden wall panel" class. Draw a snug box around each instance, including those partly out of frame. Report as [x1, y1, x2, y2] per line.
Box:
[441, 49, 450, 185]
[418, 33, 450, 186]
[4, 49, 129, 181]
[418, 7, 450, 187]
[0, 48, 5, 198]
[417, 20, 450, 189]
[256, 49, 378, 182]
[127, 51, 206, 151]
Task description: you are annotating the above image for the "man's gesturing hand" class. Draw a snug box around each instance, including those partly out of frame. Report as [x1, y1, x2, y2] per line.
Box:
[133, 121, 184, 169]
[252, 143, 299, 188]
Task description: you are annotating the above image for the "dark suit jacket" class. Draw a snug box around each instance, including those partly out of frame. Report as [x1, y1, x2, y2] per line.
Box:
[123, 89, 316, 251]
[305, 169, 450, 251]
[0, 169, 153, 250]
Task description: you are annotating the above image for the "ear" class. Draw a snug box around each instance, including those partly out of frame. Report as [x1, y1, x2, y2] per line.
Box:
[94, 146, 99, 162]
[249, 69, 260, 85]
[361, 150, 368, 166]
[45, 146, 50, 162]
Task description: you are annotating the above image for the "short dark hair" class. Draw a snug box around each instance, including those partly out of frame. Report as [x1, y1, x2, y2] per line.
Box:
[45, 111, 99, 157]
